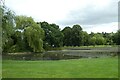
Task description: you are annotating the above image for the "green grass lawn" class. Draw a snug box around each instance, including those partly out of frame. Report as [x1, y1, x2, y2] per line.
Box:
[2, 57, 118, 78]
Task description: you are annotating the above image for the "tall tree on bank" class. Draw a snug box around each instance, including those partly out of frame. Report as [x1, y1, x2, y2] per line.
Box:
[62, 24, 83, 46]
[82, 31, 90, 46]
[1, 5, 15, 52]
[90, 33, 106, 45]
[102, 32, 114, 45]
[71, 24, 83, 46]
[113, 30, 120, 45]
[62, 27, 72, 46]
[40, 22, 63, 50]
[15, 16, 44, 52]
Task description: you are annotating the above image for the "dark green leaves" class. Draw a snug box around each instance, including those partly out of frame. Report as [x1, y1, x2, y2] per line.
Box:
[41, 22, 63, 49]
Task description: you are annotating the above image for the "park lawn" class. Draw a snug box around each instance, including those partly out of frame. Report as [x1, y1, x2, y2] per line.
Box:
[2, 57, 118, 78]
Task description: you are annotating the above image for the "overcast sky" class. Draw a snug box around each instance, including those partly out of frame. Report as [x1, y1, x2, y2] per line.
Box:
[5, 0, 119, 33]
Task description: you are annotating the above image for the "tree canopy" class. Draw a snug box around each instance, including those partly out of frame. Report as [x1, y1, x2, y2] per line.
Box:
[113, 30, 120, 45]
[40, 22, 63, 50]
[14, 16, 45, 52]
[1, 5, 15, 52]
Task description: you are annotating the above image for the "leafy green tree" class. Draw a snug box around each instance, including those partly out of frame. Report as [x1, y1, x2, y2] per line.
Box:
[15, 16, 44, 52]
[102, 32, 114, 45]
[90, 34, 106, 46]
[40, 22, 63, 49]
[82, 31, 90, 46]
[90, 36, 96, 46]
[62, 27, 72, 46]
[113, 30, 120, 45]
[71, 24, 83, 46]
[50, 23, 63, 47]
[1, 6, 15, 52]
[0, 6, 2, 53]
[62, 24, 83, 46]
[95, 34, 106, 45]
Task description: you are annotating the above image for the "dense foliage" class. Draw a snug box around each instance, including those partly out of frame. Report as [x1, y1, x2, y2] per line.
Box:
[1, 6, 120, 53]
[1, 6, 15, 52]
[62, 25, 83, 46]
[112, 30, 120, 45]
[40, 22, 63, 50]
[15, 16, 44, 52]
[1, 6, 44, 53]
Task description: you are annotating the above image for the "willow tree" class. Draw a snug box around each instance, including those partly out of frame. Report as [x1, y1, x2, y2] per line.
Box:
[15, 16, 44, 52]
[1, 5, 15, 52]
[24, 23, 44, 52]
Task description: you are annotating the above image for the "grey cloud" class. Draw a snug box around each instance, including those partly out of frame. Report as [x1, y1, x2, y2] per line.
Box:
[57, 0, 118, 27]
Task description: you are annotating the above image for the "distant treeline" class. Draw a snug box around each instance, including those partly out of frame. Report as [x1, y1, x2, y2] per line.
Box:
[1, 6, 120, 53]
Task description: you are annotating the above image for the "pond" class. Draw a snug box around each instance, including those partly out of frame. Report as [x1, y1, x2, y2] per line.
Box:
[3, 47, 119, 60]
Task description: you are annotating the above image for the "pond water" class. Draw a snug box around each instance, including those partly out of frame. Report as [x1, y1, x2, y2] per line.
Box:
[3, 47, 119, 60]
[46, 49, 118, 59]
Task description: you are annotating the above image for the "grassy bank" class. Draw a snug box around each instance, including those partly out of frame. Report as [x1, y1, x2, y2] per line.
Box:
[2, 57, 118, 78]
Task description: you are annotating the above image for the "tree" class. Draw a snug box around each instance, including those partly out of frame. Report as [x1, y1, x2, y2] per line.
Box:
[15, 16, 44, 52]
[90, 34, 106, 46]
[49, 23, 63, 47]
[40, 22, 63, 50]
[62, 27, 72, 46]
[1, 5, 15, 52]
[113, 30, 120, 45]
[82, 31, 90, 46]
[95, 34, 106, 45]
[71, 24, 83, 46]
[24, 24, 44, 52]
[102, 32, 114, 45]
[90, 36, 96, 46]
[62, 24, 83, 46]
[0, 6, 2, 53]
